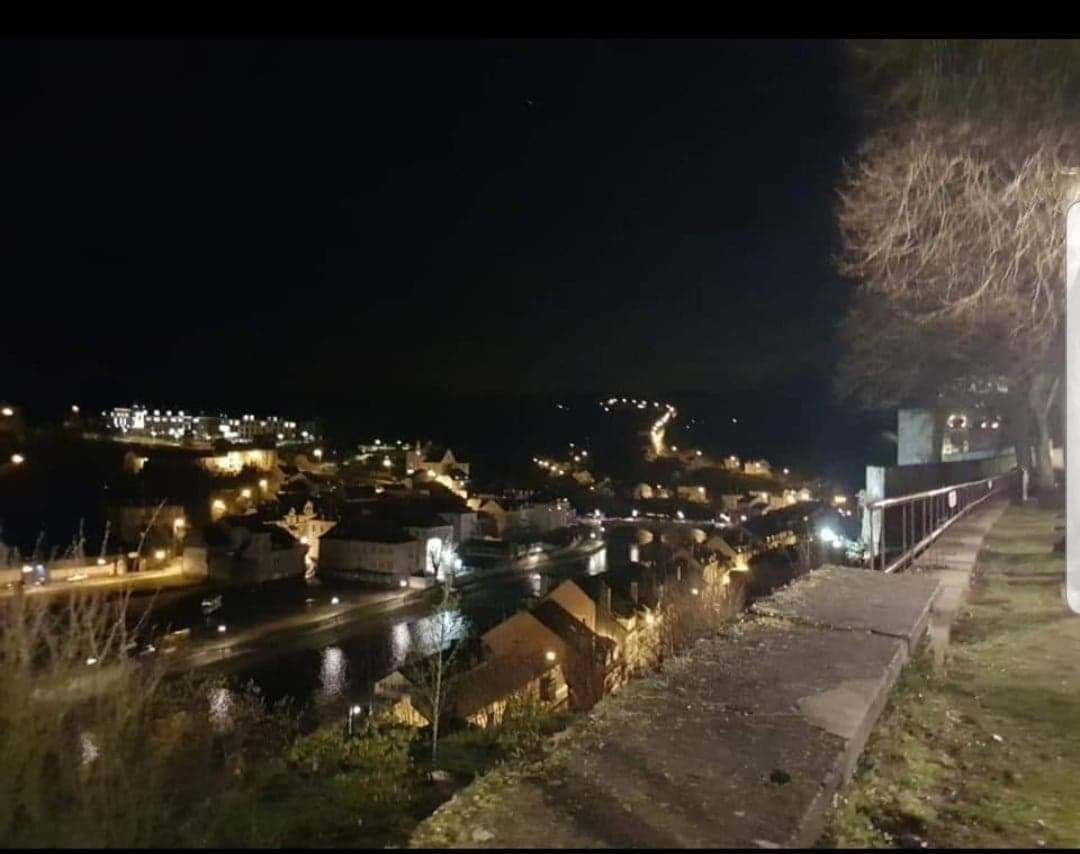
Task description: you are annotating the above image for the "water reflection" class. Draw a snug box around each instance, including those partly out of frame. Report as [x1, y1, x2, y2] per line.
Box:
[410, 609, 469, 657]
[587, 548, 607, 575]
[390, 622, 411, 670]
[318, 646, 346, 704]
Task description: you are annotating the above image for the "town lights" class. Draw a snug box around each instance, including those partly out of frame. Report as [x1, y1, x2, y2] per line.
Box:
[545, 650, 557, 663]
[399, 579, 408, 588]
[691, 588, 700, 596]
[313, 448, 323, 460]
[153, 549, 166, 560]
[217, 624, 227, 634]
[1, 407, 13, 416]
[644, 612, 655, 626]
[97, 558, 106, 566]
[10, 453, 24, 465]
[331, 596, 340, 605]
[241, 488, 252, 499]
[631, 508, 639, 517]
[382, 457, 392, 468]
[259, 479, 268, 490]
[783, 468, 790, 475]
[86, 657, 98, 666]
[300, 536, 309, 545]
[71, 404, 79, 414]
[212, 499, 226, 511]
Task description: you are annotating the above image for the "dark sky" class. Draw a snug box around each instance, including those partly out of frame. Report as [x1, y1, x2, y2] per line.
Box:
[2, 39, 859, 413]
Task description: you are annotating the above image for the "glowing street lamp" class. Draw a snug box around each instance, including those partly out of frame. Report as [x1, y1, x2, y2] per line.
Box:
[348, 704, 363, 737]
[545, 650, 557, 663]
[313, 448, 323, 460]
[10, 453, 24, 465]
[241, 488, 252, 499]
[259, 478, 268, 491]
[1, 407, 13, 417]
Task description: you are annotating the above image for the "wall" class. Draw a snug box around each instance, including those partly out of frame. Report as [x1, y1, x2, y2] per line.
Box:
[897, 408, 936, 464]
[319, 538, 418, 578]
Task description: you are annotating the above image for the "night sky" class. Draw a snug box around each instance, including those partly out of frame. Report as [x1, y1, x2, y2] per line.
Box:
[2, 39, 884, 481]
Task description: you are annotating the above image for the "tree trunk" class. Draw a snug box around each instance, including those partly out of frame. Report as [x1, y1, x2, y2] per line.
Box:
[1028, 372, 1059, 495]
[1008, 388, 1034, 471]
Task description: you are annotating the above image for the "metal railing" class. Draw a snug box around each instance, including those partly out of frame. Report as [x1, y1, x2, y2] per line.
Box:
[863, 468, 1020, 574]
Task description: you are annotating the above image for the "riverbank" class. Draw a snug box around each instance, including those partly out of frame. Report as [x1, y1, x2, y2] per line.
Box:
[821, 504, 1079, 848]
[0, 562, 203, 601]
[166, 585, 433, 672]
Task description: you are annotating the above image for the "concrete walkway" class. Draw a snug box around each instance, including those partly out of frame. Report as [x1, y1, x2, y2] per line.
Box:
[411, 570, 944, 848]
[906, 497, 1010, 671]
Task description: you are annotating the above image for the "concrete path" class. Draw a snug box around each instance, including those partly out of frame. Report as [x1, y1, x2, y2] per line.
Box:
[906, 497, 1011, 671]
[411, 565, 942, 849]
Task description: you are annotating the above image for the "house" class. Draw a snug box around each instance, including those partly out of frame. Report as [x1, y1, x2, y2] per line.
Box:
[743, 459, 771, 476]
[481, 609, 568, 662]
[199, 446, 278, 475]
[406, 442, 471, 479]
[531, 599, 620, 707]
[466, 495, 572, 538]
[372, 670, 429, 728]
[544, 579, 598, 632]
[722, 455, 741, 471]
[318, 520, 420, 586]
[204, 514, 307, 584]
[676, 484, 708, 503]
[452, 652, 568, 728]
[376, 494, 478, 547]
[345, 502, 456, 576]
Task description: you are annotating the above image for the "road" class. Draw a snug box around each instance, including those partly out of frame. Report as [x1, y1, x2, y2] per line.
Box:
[1, 562, 203, 601]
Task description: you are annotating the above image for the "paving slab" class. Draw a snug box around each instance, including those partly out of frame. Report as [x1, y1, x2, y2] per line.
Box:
[751, 565, 941, 654]
[412, 567, 938, 850]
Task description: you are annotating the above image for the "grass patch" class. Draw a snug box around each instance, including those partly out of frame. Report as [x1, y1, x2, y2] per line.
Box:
[821, 504, 1080, 849]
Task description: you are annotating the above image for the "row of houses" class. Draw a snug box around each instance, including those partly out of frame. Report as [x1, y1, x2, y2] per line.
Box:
[375, 550, 742, 731]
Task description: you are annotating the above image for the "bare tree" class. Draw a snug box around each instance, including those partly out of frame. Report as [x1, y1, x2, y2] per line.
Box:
[406, 558, 465, 767]
[836, 39, 1080, 490]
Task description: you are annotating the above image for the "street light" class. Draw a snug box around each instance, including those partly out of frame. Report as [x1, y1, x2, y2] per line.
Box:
[545, 650, 557, 663]
[10, 453, 24, 465]
[348, 704, 363, 737]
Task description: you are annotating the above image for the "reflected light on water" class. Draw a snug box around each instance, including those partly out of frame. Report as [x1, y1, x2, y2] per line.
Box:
[411, 609, 468, 657]
[390, 622, 412, 669]
[318, 646, 346, 703]
[586, 549, 607, 576]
